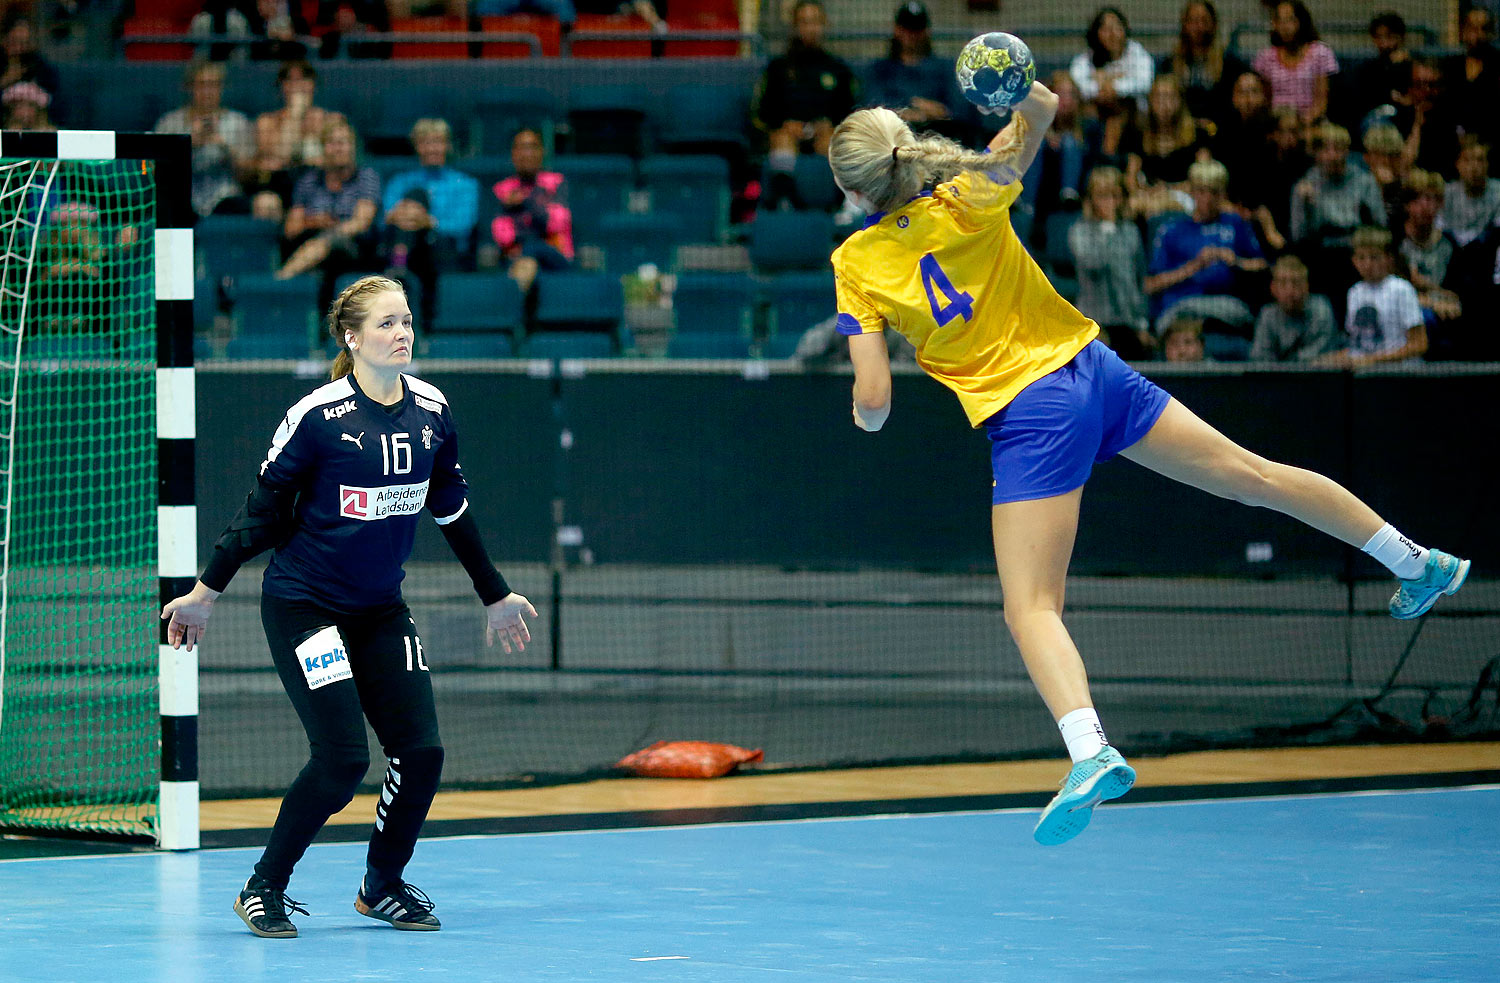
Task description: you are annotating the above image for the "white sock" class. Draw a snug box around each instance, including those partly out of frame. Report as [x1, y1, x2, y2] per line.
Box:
[1362, 523, 1429, 581]
[1058, 708, 1108, 763]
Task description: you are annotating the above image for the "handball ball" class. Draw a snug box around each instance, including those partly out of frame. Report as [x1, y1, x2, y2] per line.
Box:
[955, 32, 1036, 111]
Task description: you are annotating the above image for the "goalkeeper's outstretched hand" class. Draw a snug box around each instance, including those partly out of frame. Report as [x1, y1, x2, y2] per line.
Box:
[485, 592, 538, 653]
[161, 581, 222, 652]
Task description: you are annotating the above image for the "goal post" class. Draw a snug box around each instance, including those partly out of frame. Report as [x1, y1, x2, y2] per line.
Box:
[0, 130, 197, 848]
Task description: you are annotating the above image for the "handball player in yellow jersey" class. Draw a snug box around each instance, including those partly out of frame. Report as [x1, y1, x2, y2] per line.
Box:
[827, 82, 1470, 845]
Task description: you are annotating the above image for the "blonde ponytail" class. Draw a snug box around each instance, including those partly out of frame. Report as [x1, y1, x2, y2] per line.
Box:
[829, 107, 1030, 214]
[326, 274, 405, 380]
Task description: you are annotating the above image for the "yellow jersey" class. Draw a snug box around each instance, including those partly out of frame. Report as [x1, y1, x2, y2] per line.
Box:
[832, 172, 1099, 427]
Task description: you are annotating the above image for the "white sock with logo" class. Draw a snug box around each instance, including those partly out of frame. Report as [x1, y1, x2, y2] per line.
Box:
[1058, 707, 1108, 763]
[1362, 523, 1429, 581]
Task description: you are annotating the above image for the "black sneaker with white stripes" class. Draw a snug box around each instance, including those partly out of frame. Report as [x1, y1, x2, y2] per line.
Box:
[354, 879, 441, 931]
[234, 875, 309, 939]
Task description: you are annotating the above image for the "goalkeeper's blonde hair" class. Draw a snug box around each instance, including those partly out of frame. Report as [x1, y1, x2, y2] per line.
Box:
[328, 274, 407, 380]
[827, 107, 1028, 214]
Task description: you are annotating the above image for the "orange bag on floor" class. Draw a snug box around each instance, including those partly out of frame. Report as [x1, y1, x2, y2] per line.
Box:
[616, 741, 764, 778]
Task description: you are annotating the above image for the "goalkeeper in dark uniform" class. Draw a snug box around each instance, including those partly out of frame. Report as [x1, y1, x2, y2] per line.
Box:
[161, 274, 536, 939]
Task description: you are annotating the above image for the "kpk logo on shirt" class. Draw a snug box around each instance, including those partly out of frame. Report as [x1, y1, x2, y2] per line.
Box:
[339, 481, 430, 521]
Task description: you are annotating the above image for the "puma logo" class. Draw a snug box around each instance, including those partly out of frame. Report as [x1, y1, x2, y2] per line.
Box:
[341, 432, 365, 450]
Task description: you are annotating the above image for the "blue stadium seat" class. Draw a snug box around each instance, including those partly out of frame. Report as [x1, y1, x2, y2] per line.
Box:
[434, 272, 525, 333]
[524, 331, 616, 359]
[641, 155, 730, 244]
[460, 155, 514, 196]
[223, 334, 311, 359]
[655, 84, 749, 152]
[594, 212, 683, 276]
[533, 272, 625, 330]
[24, 335, 114, 359]
[666, 332, 753, 358]
[759, 330, 803, 359]
[764, 271, 836, 339]
[749, 211, 834, 273]
[358, 85, 457, 154]
[366, 155, 416, 192]
[91, 85, 170, 134]
[672, 271, 756, 335]
[229, 273, 321, 347]
[474, 88, 557, 157]
[551, 155, 635, 246]
[792, 155, 842, 212]
[424, 333, 515, 358]
[566, 85, 650, 157]
[196, 215, 281, 280]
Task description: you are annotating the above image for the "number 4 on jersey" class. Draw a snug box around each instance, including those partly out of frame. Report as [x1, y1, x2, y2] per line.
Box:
[919, 253, 974, 326]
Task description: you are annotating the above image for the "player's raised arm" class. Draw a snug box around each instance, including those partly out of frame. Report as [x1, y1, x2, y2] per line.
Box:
[849, 331, 892, 432]
[994, 82, 1058, 178]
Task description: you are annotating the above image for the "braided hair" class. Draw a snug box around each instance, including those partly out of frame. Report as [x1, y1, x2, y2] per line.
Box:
[828, 107, 1028, 215]
[327, 274, 405, 380]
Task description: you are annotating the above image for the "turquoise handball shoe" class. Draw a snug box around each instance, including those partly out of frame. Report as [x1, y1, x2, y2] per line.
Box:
[1033, 746, 1136, 846]
[1389, 550, 1471, 620]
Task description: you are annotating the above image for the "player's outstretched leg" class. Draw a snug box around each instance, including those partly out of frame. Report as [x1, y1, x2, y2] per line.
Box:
[234, 875, 309, 939]
[1121, 399, 1471, 617]
[992, 488, 1136, 845]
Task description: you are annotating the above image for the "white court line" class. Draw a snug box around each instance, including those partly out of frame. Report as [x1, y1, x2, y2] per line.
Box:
[631, 956, 690, 961]
[6, 783, 1497, 864]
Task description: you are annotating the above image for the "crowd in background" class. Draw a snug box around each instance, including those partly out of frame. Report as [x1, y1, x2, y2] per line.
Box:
[5, 0, 1500, 363]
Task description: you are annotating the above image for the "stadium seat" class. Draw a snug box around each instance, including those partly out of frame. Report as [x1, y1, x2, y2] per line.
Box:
[655, 84, 749, 156]
[361, 85, 454, 154]
[229, 273, 321, 348]
[569, 12, 652, 58]
[665, 332, 752, 358]
[473, 88, 557, 157]
[641, 155, 730, 244]
[388, 16, 469, 59]
[222, 334, 311, 359]
[424, 333, 515, 358]
[460, 155, 514, 194]
[661, 1, 739, 57]
[433, 272, 525, 333]
[91, 82, 171, 132]
[533, 272, 624, 331]
[594, 212, 683, 276]
[524, 331, 616, 359]
[759, 329, 803, 360]
[764, 271, 835, 340]
[24, 335, 116, 359]
[121, 17, 195, 61]
[196, 215, 281, 280]
[792, 155, 842, 212]
[749, 211, 834, 273]
[566, 85, 650, 158]
[551, 155, 635, 245]
[480, 15, 563, 57]
[671, 271, 756, 335]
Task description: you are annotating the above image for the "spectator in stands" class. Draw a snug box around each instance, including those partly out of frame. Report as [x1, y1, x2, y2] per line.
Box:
[1443, 221, 1500, 360]
[1443, 6, 1500, 151]
[1398, 169, 1462, 325]
[380, 187, 439, 334]
[254, 60, 340, 172]
[754, 0, 857, 207]
[247, 0, 313, 60]
[1122, 75, 1210, 216]
[473, 0, 576, 29]
[1159, 0, 1246, 127]
[1213, 72, 1280, 246]
[1252, 0, 1337, 123]
[1250, 254, 1339, 360]
[1160, 316, 1207, 361]
[1070, 166, 1151, 359]
[242, 113, 298, 222]
[490, 128, 573, 293]
[1145, 158, 1266, 343]
[1017, 71, 1090, 244]
[0, 12, 61, 109]
[1389, 57, 1460, 179]
[189, 0, 255, 60]
[1070, 7, 1153, 115]
[1346, 12, 1410, 130]
[154, 61, 255, 218]
[1290, 123, 1383, 301]
[275, 118, 381, 317]
[316, 0, 391, 58]
[1442, 136, 1500, 247]
[1240, 107, 1308, 253]
[383, 119, 480, 268]
[1326, 225, 1427, 366]
[3, 81, 55, 131]
[1361, 123, 1409, 228]
[863, 3, 967, 138]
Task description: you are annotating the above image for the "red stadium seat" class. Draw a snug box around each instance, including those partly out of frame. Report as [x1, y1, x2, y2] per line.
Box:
[480, 15, 562, 58]
[389, 16, 469, 59]
[570, 13, 651, 59]
[122, 17, 195, 61]
[663, 4, 739, 58]
[130, 0, 201, 21]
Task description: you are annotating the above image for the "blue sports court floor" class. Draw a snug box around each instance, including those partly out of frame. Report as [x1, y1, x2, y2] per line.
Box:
[2, 786, 1496, 982]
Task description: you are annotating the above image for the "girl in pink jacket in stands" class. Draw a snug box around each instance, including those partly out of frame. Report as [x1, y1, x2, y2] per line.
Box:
[491, 128, 574, 292]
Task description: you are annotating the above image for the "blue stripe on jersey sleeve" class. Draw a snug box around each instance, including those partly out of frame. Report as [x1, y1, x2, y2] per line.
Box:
[835, 313, 865, 336]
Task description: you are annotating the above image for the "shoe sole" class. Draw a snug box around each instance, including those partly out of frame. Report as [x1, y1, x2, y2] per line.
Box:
[1392, 558, 1472, 620]
[355, 896, 442, 931]
[233, 898, 297, 939]
[1033, 762, 1136, 846]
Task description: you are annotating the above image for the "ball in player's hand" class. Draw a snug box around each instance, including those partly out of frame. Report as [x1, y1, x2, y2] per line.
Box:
[955, 32, 1036, 111]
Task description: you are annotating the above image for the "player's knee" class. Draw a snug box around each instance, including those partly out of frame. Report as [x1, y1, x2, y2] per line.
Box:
[1002, 599, 1060, 636]
[392, 745, 444, 782]
[308, 749, 369, 808]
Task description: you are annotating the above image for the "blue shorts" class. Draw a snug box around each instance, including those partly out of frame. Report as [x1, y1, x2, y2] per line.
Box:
[984, 339, 1171, 505]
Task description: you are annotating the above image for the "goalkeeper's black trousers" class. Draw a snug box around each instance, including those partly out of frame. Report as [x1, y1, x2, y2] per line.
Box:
[254, 593, 444, 893]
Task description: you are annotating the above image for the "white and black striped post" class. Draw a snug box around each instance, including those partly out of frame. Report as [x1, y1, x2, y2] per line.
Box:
[2, 130, 200, 848]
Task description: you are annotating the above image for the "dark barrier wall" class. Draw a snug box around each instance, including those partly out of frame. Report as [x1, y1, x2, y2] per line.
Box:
[198, 365, 1499, 578]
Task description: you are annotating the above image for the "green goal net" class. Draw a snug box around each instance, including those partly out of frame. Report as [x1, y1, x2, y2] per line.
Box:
[0, 157, 160, 839]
